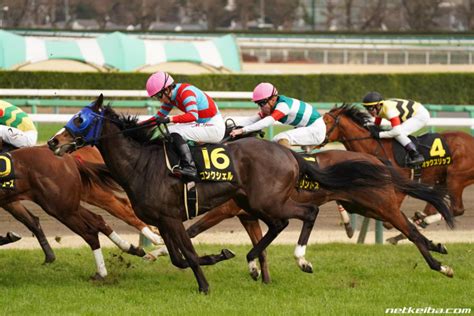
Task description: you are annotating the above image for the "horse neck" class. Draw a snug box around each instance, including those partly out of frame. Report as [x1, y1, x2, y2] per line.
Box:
[338, 118, 388, 157]
[96, 119, 144, 183]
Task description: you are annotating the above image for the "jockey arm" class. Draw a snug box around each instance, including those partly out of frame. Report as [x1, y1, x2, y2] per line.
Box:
[242, 110, 285, 134]
[379, 116, 402, 138]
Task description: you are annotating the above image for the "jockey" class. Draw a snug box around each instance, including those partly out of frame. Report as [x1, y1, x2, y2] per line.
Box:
[0, 100, 38, 149]
[144, 71, 225, 180]
[362, 91, 429, 166]
[230, 82, 326, 148]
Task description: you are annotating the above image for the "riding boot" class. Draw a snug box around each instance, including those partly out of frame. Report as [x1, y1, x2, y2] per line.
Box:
[170, 133, 199, 181]
[405, 142, 424, 166]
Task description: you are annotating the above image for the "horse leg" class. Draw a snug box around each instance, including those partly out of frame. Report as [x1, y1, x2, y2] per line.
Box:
[186, 200, 241, 238]
[75, 205, 146, 258]
[294, 206, 320, 273]
[246, 217, 289, 281]
[82, 182, 163, 245]
[52, 206, 108, 279]
[336, 201, 354, 238]
[237, 214, 271, 284]
[3, 202, 56, 264]
[146, 201, 243, 262]
[383, 210, 453, 277]
[158, 217, 210, 293]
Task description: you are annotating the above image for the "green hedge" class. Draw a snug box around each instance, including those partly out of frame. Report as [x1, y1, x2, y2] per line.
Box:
[1, 71, 473, 104]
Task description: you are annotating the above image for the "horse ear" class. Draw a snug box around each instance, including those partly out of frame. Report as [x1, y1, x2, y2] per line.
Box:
[93, 94, 104, 111]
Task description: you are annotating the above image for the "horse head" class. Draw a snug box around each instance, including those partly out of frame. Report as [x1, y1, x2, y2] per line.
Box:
[48, 94, 105, 156]
[322, 103, 376, 145]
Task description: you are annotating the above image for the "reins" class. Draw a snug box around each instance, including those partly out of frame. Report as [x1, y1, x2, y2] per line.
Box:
[68, 110, 172, 150]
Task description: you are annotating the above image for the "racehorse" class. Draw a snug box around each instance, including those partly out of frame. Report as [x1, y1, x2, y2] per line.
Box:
[47, 94, 402, 293]
[177, 148, 456, 281]
[48, 95, 455, 292]
[1, 146, 163, 264]
[322, 104, 474, 239]
[0, 145, 155, 279]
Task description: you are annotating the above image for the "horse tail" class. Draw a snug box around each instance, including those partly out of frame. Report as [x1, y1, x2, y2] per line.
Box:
[290, 151, 392, 191]
[386, 165, 454, 229]
[74, 159, 123, 193]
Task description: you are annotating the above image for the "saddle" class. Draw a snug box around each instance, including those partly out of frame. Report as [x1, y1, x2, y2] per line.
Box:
[221, 118, 265, 143]
[392, 133, 453, 169]
[164, 142, 237, 183]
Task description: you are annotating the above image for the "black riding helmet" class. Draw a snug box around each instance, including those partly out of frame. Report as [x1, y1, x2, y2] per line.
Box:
[362, 91, 384, 106]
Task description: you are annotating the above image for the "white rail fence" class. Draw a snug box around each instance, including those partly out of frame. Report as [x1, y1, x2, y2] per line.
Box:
[1, 89, 473, 127]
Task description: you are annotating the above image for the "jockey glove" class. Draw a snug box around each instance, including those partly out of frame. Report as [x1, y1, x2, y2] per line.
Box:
[154, 115, 170, 124]
[367, 125, 380, 139]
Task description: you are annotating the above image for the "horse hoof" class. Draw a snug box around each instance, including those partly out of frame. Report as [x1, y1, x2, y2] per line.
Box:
[249, 269, 260, 281]
[221, 249, 236, 260]
[344, 224, 354, 238]
[43, 255, 56, 264]
[129, 245, 146, 257]
[300, 263, 313, 274]
[386, 237, 399, 245]
[440, 265, 454, 278]
[143, 253, 157, 262]
[89, 273, 106, 281]
[437, 243, 448, 255]
[199, 287, 210, 295]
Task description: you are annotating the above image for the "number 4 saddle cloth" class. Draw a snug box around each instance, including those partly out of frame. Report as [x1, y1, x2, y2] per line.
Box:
[0, 153, 15, 190]
[392, 133, 453, 169]
[164, 142, 237, 183]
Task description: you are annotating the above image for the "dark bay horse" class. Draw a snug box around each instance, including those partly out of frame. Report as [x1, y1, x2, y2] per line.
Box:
[322, 104, 474, 233]
[0, 146, 152, 279]
[176, 148, 456, 281]
[47, 95, 402, 293]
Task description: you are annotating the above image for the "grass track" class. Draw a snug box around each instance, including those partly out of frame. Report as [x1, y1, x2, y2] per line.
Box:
[0, 243, 472, 315]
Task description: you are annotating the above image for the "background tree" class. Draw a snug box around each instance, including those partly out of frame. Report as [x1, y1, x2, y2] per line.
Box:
[265, 0, 300, 30]
[402, 0, 443, 31]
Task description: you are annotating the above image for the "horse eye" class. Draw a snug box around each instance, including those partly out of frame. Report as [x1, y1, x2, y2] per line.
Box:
[74, 116, 84, 127]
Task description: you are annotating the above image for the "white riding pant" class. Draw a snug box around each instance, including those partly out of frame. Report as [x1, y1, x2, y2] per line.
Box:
[395, 107, 431, 146]
[168, 114, 225, 143]
[272, 117, 327, 146]
[0, 126, 37, 148]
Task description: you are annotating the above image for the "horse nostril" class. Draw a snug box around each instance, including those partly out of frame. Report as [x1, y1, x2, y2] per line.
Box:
[47, 138, 58, 148]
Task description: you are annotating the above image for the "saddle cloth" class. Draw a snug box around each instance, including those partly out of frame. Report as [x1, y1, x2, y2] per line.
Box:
[165, 142, 237, 183]
[0, 153, 15, 189]
[392, 133, 453, 168]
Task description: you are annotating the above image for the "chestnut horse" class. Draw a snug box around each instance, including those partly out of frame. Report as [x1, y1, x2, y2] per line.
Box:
[1, 146, 163, 264]
[177, 148, 455, 281]
[47, 95, 400, 293]
[48, 95, 454, 292]
[0, 146, 156, 279]
[322, 104, 474, 241]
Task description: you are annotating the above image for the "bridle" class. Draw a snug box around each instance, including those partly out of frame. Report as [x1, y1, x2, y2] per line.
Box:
[54, 108, 170, 152]
[321, 110, 390, 160]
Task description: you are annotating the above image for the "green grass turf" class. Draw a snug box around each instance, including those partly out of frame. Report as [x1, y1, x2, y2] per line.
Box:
[0, 243, 472, 315]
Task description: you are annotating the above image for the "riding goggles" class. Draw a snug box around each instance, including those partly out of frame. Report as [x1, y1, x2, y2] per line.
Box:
[255, 98, 270, 107]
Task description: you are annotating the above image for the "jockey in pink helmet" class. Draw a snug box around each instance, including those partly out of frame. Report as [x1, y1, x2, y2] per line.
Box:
[230, 82, 326, 149]
[143, 71, 225, 181]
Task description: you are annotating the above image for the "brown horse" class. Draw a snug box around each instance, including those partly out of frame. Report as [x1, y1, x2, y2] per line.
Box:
[47, 95, 404, 293]
[48, 95, 455, 292]
[1, 146, 163, 264]
[0, 145, 154, 279]
[322, 104, 474, 237]
[177, 148, 456, 281]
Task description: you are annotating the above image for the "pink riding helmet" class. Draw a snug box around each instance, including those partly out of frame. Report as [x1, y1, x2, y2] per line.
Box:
[146, 71, 175, 97]
[252, 82, 278, 102]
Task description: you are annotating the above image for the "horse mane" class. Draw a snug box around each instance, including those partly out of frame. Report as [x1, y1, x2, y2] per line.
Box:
[334, 103, 374, 128]
[103, 105, 156, 144]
